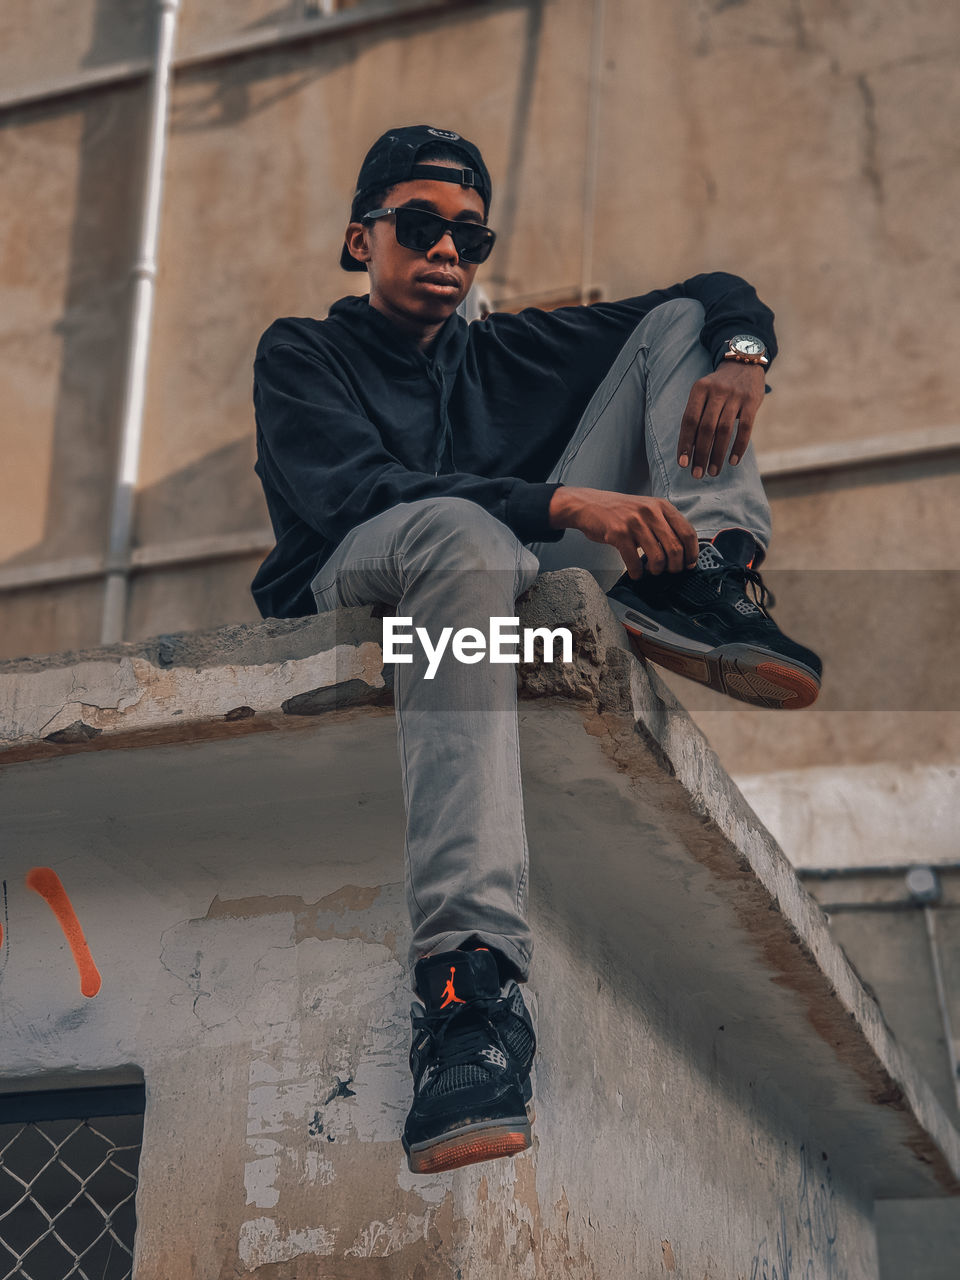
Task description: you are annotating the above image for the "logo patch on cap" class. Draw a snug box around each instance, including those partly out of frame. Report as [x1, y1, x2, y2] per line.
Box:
[427, 128, 460, 140]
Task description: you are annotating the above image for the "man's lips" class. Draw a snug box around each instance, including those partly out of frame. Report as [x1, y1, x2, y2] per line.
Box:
[417, 272, 461, 289]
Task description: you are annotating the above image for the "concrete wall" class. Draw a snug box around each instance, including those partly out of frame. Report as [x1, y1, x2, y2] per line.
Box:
[0, 0, 957, 764]
[3, 7, 960, 1269]
[0, 809, 881, 1278]
[11, 579, 958, 1277]
[800, 869, 960, 1280]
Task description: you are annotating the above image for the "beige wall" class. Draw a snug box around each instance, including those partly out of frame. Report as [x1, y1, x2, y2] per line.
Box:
[596, 0, 960, 450]
[0, 0, 151, 94]
[1, 0, 958, 775]
[0, 84, 145, 564]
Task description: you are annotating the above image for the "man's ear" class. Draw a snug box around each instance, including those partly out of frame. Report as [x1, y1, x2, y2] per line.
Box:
[344, 222, 372, 267]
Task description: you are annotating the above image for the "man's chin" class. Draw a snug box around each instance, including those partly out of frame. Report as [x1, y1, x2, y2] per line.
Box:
[406, 292, 465, 324]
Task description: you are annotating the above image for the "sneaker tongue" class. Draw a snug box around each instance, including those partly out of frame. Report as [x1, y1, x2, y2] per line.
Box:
[415, 949, 501, 1009]
[710, 528, 759, 567]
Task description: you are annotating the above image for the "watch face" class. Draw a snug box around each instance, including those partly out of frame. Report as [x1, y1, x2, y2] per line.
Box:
[732, 335, 765, 356]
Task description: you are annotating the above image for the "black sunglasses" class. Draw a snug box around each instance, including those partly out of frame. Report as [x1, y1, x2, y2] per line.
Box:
[362, 207, 496, 265]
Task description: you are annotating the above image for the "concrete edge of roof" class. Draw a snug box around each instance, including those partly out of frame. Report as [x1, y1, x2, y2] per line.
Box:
[1, 567, 958, 1194]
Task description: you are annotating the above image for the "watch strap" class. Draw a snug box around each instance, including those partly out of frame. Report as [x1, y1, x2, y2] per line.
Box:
[723, 349, 769, 366]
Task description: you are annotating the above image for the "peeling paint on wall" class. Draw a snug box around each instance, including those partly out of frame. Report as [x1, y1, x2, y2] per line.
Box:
[223, 915, 447, 1268]
[237, 1216, 337, 1268]
[344, 1212, 434, 1258]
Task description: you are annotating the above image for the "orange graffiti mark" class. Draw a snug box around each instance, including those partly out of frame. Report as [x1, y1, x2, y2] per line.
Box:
[26, 867, 102, 997]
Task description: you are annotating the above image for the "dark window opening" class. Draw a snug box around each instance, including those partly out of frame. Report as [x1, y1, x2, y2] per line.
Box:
[0, 1084, 145, 1280]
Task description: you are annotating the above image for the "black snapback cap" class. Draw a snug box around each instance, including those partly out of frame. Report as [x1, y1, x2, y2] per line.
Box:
[340, 125, 491, 272]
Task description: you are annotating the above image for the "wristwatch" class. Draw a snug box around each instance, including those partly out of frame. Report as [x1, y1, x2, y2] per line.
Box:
[723, 334, 769, 366]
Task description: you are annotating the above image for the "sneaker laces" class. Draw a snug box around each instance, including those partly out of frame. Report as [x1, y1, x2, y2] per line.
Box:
[412, 996, 511, 1095]
[695, 543, 776, 614]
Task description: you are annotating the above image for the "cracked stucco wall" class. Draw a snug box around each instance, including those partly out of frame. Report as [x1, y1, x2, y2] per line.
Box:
[3, 574, 959, 1276]
[0, 799, 882, 1280]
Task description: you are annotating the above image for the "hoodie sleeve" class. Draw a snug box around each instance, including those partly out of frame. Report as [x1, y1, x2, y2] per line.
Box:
[254, 341, 564, 548]
[635, 271, 776, 369]
[582, 271, 777, 370]
[493, 271, 777, 382]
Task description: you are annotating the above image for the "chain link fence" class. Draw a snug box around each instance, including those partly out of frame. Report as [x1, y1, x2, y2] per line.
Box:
[0, 1087, 144, 1280]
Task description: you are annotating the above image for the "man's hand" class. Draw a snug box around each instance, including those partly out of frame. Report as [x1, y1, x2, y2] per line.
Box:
[676, 361, 765, 479]
[549, 487, 699, 579]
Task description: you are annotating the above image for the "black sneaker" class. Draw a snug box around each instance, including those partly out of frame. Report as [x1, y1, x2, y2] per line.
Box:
[402, 948, 535, 1174]
[607, 531, 822, 709]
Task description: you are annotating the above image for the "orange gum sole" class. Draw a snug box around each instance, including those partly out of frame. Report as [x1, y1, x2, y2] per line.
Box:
[755, 662, 821, 708]
[623, 626, 820, 709]
[409, 1130, 530, 1174]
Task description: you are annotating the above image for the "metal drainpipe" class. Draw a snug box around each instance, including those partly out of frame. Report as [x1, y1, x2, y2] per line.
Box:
[579, 0, 605, 304]
[101, 0, 182, 644]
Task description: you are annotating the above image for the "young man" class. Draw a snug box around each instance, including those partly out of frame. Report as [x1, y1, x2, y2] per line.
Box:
[251, 125, 820, 1175]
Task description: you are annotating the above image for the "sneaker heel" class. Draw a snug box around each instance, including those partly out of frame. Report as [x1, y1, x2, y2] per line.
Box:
[407, 1121, 532, 1174]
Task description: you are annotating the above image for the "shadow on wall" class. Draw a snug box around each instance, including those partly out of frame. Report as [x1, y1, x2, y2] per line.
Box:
[169, 1, 354, 135]
[0, 0, 283, 655]
[1, 0, 153, 575]
[0, 0, 336, 581]
[0, 0, 539, 554]
[1, 0, 546, 655]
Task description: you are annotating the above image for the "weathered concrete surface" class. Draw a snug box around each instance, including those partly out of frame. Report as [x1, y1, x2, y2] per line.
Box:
[797, 872, 960, 1280]
[1, 570, 958, 1277]
[0, 79, 145, 567]
[877, 1199, 960, 1280]
[735, 763, 960, 871]
[809, 892, 960, 1128]
[0, 606, 389, 760]
[0, 0, 152, 96]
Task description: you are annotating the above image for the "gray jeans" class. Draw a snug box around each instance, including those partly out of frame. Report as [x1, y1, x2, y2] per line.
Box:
[311, 299, 772, 979]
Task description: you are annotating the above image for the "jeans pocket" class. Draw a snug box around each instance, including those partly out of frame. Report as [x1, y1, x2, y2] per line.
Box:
[311, 573, 339, 614]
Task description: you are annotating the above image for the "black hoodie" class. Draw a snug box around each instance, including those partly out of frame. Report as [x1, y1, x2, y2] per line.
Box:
[251, 273, 776, 617]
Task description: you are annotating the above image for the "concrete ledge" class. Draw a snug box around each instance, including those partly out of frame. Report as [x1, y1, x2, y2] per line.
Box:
[1, 570, 958, 1277]
[0, 610, 391, 762]
[0, 572, 633, 763]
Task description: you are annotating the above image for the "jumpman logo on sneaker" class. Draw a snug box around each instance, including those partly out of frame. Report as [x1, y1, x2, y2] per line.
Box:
[439, 967, 466, 1008]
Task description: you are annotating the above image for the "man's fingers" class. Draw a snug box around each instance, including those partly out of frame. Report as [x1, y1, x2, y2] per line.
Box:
[630, 507, 699, 575]
[707, 407, 739, 476]
[663, 507, 700, 566]
[636, 530, 668, 575]
[591, 496, 700, 577]
[648, 515, 687, 574]
[729, 411, 755, 466]
[691, 398, 724, 478]
[681, 369, 766, 473]
[614, 537, 644, 580]
[614, 534, 655, 579]
[677, 384, 708, 467]
[616, 522, 673, 576]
